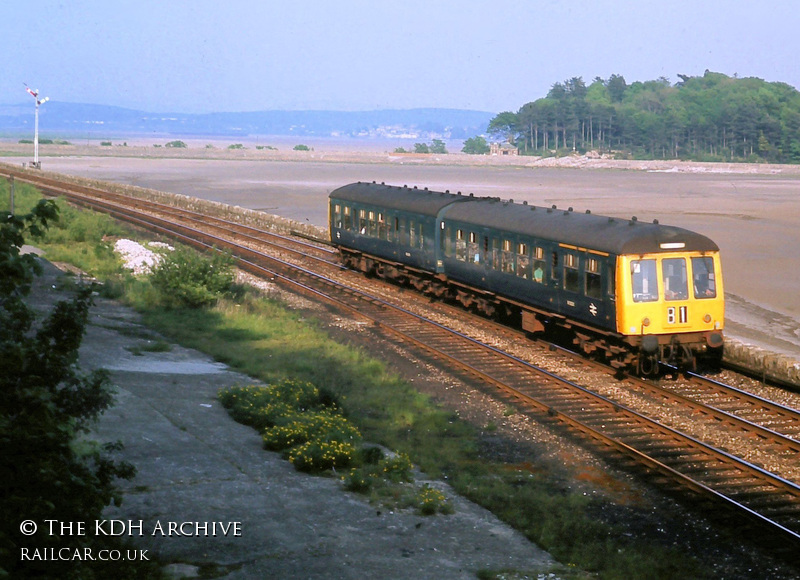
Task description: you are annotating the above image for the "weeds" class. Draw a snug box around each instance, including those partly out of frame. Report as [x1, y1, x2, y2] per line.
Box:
[149, 246, 235, 308]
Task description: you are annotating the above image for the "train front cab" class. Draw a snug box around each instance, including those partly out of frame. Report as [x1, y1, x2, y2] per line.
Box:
[616, 250, 725, 372]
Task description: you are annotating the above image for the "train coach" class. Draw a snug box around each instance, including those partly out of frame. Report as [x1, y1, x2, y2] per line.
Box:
[329, 182, 724, 374]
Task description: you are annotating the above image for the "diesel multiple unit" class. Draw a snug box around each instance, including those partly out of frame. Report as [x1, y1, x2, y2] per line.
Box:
[329, 182, 724, 373]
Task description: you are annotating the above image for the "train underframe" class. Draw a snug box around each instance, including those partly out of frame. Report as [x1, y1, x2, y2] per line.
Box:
[340, 249, 722, 376]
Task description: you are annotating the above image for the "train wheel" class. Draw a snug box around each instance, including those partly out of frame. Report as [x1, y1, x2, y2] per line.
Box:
[702, 346, 724, 372]
[681, 345, 697, 372]
[638, 353, 660, 376]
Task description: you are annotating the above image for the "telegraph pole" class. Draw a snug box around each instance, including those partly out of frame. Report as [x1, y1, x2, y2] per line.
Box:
[25, 84, 49, 169]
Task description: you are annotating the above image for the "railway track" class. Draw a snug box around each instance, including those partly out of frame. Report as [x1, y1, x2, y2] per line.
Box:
[5, 165, 800, 554]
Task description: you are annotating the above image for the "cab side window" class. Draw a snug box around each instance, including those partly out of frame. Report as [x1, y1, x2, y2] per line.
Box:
[692, 257, 717, 298]
[631, 259, 658, 302]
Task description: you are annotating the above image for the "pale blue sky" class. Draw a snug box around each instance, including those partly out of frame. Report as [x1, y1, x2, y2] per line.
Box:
[2, 0, 797, 114]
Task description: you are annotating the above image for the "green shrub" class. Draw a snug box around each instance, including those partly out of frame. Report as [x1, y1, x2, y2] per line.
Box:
[375, 452, 414, 483]
[360, 445, 385, 465]
[266, 378, 330, 410]
[287, 439, 358, 473]
[43, 200, 123, 244]
[262, 410, 360, 452]
[218, 380, 338, 431]
[218, 386, 295, 430]
[343, 466, 381, 493]
[410, 484, 453, 515]
[148, 246, 234, 308]
[220, 381, 361, 474]
[342, 452, 414, 496]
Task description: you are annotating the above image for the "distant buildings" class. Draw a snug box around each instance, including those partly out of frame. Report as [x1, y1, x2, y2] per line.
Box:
[490, 142, 518, 156]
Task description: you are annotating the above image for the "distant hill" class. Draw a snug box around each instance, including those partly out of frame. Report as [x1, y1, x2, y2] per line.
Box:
[0, 102, 494, 140]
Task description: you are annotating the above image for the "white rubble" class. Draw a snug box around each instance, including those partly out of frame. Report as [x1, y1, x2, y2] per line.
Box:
[113, 239, 173, 275]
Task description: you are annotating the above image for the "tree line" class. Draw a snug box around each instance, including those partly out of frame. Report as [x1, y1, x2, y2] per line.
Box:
[486, 71, 800, 163]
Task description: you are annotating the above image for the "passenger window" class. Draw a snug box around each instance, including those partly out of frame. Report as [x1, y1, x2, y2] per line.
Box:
[501, 240, 514, 273]
[467, 232, 480, 263]
[631, 259, 658, 302]
[368, 210, 377, 236]
[551, 251, 559, 280]
[516, 243, 530, 279]
[377, 212, 387, 240]
[585, 257, 602, 298]
[491, 238, 501, 270]
[564, 253, 579, 293]
[692, 257, 717, 299]
[409, 221, 416, 247]
[455, 229, 466, 261]
[359, 209, 367, 234]
[532, 247, 545, 284]
[662, 258, 688, 300]
[344, 206, 352, 230]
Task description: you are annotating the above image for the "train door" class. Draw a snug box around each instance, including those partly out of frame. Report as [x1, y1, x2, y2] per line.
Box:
[398, 217, 407, 248]
[482, 233, 496, 283]
[550, 247, 562, 309]
[582, 254, 612, 328]
[561, 250, 580, 317]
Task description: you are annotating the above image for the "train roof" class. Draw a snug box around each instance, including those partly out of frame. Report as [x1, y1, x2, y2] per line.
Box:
[444, 197, 719, 255]
[330, 182, 466, 215]
[330, 182, 719, 255]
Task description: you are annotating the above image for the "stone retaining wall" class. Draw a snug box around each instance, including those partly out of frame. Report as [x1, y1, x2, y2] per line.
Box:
[723, 338, 800, 387]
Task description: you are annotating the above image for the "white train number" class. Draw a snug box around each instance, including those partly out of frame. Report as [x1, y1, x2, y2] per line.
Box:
[667, 306, 688, 324]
